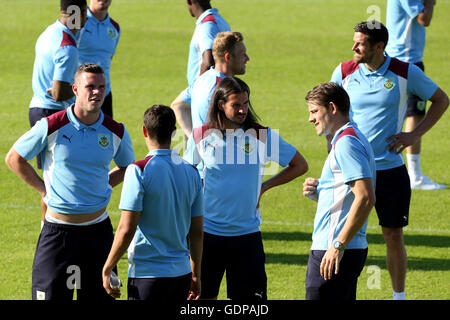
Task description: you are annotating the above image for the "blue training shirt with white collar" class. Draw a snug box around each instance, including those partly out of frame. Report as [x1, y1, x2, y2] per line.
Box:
[13, 105, 134, 214]
[30, 20, 79, 110]
[312, 122, 376, 250]
[386, 0, 426, 63]
[181, 8, 230, 104]
[184, 124, 297, 236]
[331, 54, 437, 170]
[119, 149, 204, 278]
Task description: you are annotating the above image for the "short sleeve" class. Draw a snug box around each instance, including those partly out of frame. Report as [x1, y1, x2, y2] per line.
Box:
[119, 164, 145, 212]
[53, 45, 78, 83]
[197, 22, 218, 54]
[13, 118, 49, 161]
[334, 136, 373, 184]
[265, 128, 297, 167]
[330, 64, 343, 85]
[399, 0, 425, 19]
[407, 63, 438, 101]
[114, 127, 134, 167]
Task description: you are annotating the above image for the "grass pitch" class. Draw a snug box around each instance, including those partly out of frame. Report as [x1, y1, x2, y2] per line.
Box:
[0, 0, 449, 300]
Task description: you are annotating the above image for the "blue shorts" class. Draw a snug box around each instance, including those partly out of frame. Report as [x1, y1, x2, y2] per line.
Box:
[127, 273, 192, 301]
[305, 249, 368, 300]
[200, 231, 267, 300]
[31, 218, 115, 300]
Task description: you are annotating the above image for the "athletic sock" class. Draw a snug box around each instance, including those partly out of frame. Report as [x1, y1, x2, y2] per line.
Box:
[406, 153, 422, 180]
[393, 290, 405, 300]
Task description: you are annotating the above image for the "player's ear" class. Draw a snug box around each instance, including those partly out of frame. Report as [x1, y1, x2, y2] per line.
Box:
[329, 101, 338, 115]
[142, 125, 149, 138]
[224, 51, 231, 63]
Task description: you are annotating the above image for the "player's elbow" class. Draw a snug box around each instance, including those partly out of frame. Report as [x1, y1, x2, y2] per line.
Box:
[5, 148, 20, 171]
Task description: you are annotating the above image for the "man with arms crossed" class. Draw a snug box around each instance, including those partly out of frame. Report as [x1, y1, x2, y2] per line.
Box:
[184, 77, 308, 300]
[171, 0, 230, 136]
[386, 0, 443, 190]
[78, 0, 121, 118]
[5, 63, 134, 300]
[102, 105, 204, 301]
[331, 21, 448, 299]
[29, 0, 87, 170]
[303, 82, 376, 300]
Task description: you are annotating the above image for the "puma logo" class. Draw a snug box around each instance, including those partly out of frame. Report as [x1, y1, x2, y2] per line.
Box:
[62, 134, 73, 143]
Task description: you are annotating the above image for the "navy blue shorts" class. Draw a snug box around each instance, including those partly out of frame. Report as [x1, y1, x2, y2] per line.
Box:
[406, 62, 426, 117]
[128, 273, 192, 301]
[305, 249, 368, 300]
[31, 217, 115, 300]
[29, 108, 62, 169]
[375, 165, 411, 228]
[200, 231, 267, 300]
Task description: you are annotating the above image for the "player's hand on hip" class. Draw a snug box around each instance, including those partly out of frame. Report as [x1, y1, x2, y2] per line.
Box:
[386, 132, 419, 154]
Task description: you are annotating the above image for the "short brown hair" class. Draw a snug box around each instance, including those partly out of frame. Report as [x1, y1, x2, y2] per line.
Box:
[305, 82, 350, 115]
[212, 31, 244, 63]
[75, 63, 104, 82]
[143, 105, 176, 145]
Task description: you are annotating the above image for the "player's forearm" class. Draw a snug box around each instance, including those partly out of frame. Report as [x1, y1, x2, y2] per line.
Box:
[5, 148, 46, 196]
[109, 166, 127, 188]
[171, 98, 193, 137]
[51, 80, 74, 101]
[189, 216, 203, 278]
[417, 0, 436, 27]
[103, 211, 139, 273]
[262, 151, 308, 193]
[336, 178, 375, 246]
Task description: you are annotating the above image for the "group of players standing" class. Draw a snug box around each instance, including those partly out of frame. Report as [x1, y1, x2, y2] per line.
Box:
[5, 0, 448, 301]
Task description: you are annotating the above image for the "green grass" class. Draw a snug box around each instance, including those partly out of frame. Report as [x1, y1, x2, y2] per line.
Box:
[0, 0, 449, 300]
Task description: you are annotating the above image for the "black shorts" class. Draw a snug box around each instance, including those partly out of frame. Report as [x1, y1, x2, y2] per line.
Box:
[375, 165, 411, 228]
[200, 231, 267, 300]
[29, 108, 62, 169]
[305, 249, 368, 300]
[127, 273, 192, 301]
[31, 217, 115, 300]
[406, 62, 426, 117]
[101, 92, 113, 118]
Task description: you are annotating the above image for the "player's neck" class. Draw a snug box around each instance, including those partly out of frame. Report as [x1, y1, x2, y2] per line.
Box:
[73, 105, 101, 126]
[145, 139, 171, 151]
[364, 54, 386, 72]
[90, 7, 108, 21]
[59, 17, 79, 36]
[330, 116, 351, 137]
[215, 63, 231, 77]
[193, 5, 212, 19]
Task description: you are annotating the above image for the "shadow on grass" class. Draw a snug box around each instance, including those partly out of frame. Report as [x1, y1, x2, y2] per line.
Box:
[265, 253, 450, 271]
[262, 231, 450, 248]
[367, 233, 450, 248]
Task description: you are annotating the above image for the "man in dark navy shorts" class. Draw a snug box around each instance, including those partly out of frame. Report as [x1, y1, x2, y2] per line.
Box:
[331, 21, 448, 300]
[6, 63, 134, 300]
[303, 82, 376, 300]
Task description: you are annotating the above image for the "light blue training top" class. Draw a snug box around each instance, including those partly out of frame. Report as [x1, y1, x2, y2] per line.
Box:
[386, 0, 426, 63]
[119, 149, 204, 278]
[13, 106, 134, 214]
[78, 8, 121, 95]
[312, 122, 376, 250]
[331, 54, 437, 170]
[30, 20, 79, 110]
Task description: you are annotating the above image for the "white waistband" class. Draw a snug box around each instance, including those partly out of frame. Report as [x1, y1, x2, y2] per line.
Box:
[45, 210, 109, 226]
